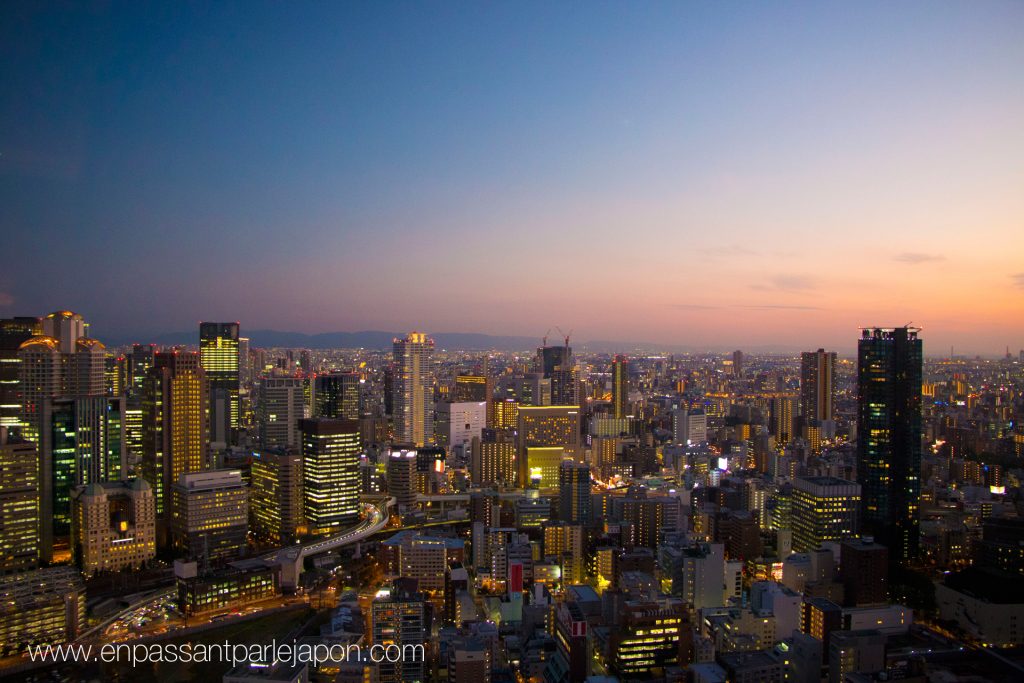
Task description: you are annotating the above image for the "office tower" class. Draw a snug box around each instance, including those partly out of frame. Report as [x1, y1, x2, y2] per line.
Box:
[857, 326, 923, 564]
[393, 535, 447, 593]
[800, 349, 836, 423]
[490, 397, 519, 429]
[517, 405, 581, 484]
[250, 450, 304, 543]
[142, 351, 210, 527]
[258, 377, 306, 449]
[129, 344, 156, 396]
[608, 600, 689, 678]
[621, 488, 679, 550]
[546, 601, 590, 682]
[371, 584, 429, 683]
[0, 428, 39, 573]
[300, 418, 361, 531]
[392, 332, 435, 446]
[453, 373, 492, 403]
[43, 396, 126, 560]
[0, 317, 41, 433]
[41, 310, 85, 352]
[522, 447, 564, 489]
[71, 478, 156, 574]
[17, 334, 62, 445]
[769, 395, 797, 447]
[559, 461, 591, 524]
[732, 349, 744, 377]
[537, 342, 577, 405]
[0, 567, 85, 655]
[672, 408, 707, 445]
[516, 373, 551, 407]
[435, 401, 487, 453]
[313, 371, 360, 420]
[387, 448, 418, 510]
[611, 354, 629, 419]
[448, 638, 492, 683]
[470, 435, 516, 486]
[544, 521, 584, 582]
[199, 322, 240, 448]
[791, 477, 861, 552]
[123, 398, 144, 464]
[171, 469, 248, 563]
[839, 538, 888, 606]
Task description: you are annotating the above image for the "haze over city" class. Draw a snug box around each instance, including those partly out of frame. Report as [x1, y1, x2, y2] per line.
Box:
[2, 2, 1023, 354]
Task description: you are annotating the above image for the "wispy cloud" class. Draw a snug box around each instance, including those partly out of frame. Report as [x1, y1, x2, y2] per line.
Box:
[751, 275, 818, 292]
[1013, 273, 1024, 289]
[737, 304, 823, 311]
[894, 252, 945, 264]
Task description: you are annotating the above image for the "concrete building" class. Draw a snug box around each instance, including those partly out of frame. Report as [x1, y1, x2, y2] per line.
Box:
[0, 429, 39, 573]
[258, 377, 307, 449]
[171, 469, 248, 563]
[71, 478, 156, 573]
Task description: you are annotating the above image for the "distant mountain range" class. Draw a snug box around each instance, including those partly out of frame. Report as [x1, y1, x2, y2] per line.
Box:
[105, 329, 812, 354]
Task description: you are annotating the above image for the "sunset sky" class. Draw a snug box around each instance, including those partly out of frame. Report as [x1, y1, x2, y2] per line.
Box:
[1, 2, 1022, 353]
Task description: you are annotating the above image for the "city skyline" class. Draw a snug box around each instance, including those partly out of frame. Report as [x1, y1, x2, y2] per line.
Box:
[2, 2, 1022, 353]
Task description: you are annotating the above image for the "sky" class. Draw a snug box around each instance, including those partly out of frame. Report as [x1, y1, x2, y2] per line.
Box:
[1, 2, 1022, 354]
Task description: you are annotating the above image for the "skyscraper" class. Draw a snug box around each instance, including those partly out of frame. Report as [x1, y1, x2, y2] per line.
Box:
[517, 405, 581, 484]
[142, 351, 209, 530]
[0, 428, 39, 573]
[300, 418, 361, 531]
[199, 322, 240, 448]
[0, 317, 41, 433]
[392, 332, 435, 447]
[559, 460, 591, 524]
[856, 327, 922, 565]
[800, 349, 837, 424]
[313, 372, 360, 420]
[537, 342, 577, 406]
[611, 354, 629, 419]
[258, 377, 306, 449]
[791, 476, 861, 553]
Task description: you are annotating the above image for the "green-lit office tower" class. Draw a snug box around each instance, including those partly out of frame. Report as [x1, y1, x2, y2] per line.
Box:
[856, 327, 922, 565]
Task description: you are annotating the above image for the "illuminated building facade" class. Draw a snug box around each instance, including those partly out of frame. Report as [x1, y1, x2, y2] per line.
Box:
[0, 567, 85, 656]
[71, 478, 156, 574]
[791, 477, 861, 553]
[454, 373, 492, 403]
[801, 348, 837, 424]
[470, 434, 516, 486]
[612, 354, 629, 419]
[300, 418, 361, 531]
[250, 449, 304, 543]
[372, 585, 429, 683]
[523, 446, 564, 489]
[608, 600, 689, 678]
[0, 316, 41, 433]
[537, 343, 578, 406]
[171, 469, 248, 562]
[0, 429, 39, 573]
[258, 377, 306, 449]
[142, 351, 210, 528]
[199, 322, 240, 447]
[857, 326, 922, 564]
[517, 405, 581, 484]
[489, 397, 519, 429]
[559, 460, 591, 524]
[435, 401, 486, 453]
[392, 332, 435, 447]
[387, 447, 418, 510]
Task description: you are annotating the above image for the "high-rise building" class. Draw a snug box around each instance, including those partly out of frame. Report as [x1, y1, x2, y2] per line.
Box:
[611, 354, 629, 419]
[435, 401, 487, 453]
[258, 377, 306, 449]
[171, 469, 248, 563]
[732, 350, 744, 377]
[769, 395, 798, 447]
[371, 583, 430, 683]
[129, 344, 156, 397]
[43, 396, 125, 560]
[313, 372, 361, 420]
[608, 600, 689, 678]
[0, 428, 39, 573]
[142, 351, 210, 528]
[387, 448, 419, 510]
[453, 374, 492, 404]
[537, 343, 577, 406]
[840, 538, 888, 607]
[199, 322, 240, 447]
[489, 398, 519, 429]
[0, 567, 85, 655]
[800, 349, 837, 424]
[71, 478, 156, 574]
[559, 461, 591, 524]
[250, 449, 304, 543]
[857, 326, 922, 564]
[672, 408, 707, 445]
[300, 418, 361, 531]
[392, 332, 435, 446]
[470, 434, 516, 486]
[791, 477, 861, 553]
[517, 405, 581, 484]
[0, 316, 41, 433]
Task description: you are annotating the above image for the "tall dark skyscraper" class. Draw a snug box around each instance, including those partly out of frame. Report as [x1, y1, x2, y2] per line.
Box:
[199, 322, 240, 448]
[314, 372, 361, 420]
[537, 342, 577, 406]
[559, 460, 591, 524]
[856, 327, 922, 565]
[0, 317, 41, 434]
[611, 354, 629, 419]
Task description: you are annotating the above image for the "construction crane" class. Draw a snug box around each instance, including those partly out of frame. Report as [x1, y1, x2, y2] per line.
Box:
[556, 327, 573, 349]
[542, 328, 552, 347]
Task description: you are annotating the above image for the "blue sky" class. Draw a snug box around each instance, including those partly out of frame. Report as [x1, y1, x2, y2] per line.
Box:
[2, 2, 1022, 351]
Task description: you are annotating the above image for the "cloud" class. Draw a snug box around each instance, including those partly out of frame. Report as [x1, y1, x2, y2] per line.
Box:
[737, 304, 823, 311]
[894, 252, 945, 264]
[1013, 273, 1024, 289]
[751, 275, 818, 292]
[0, 292, 13, 307]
